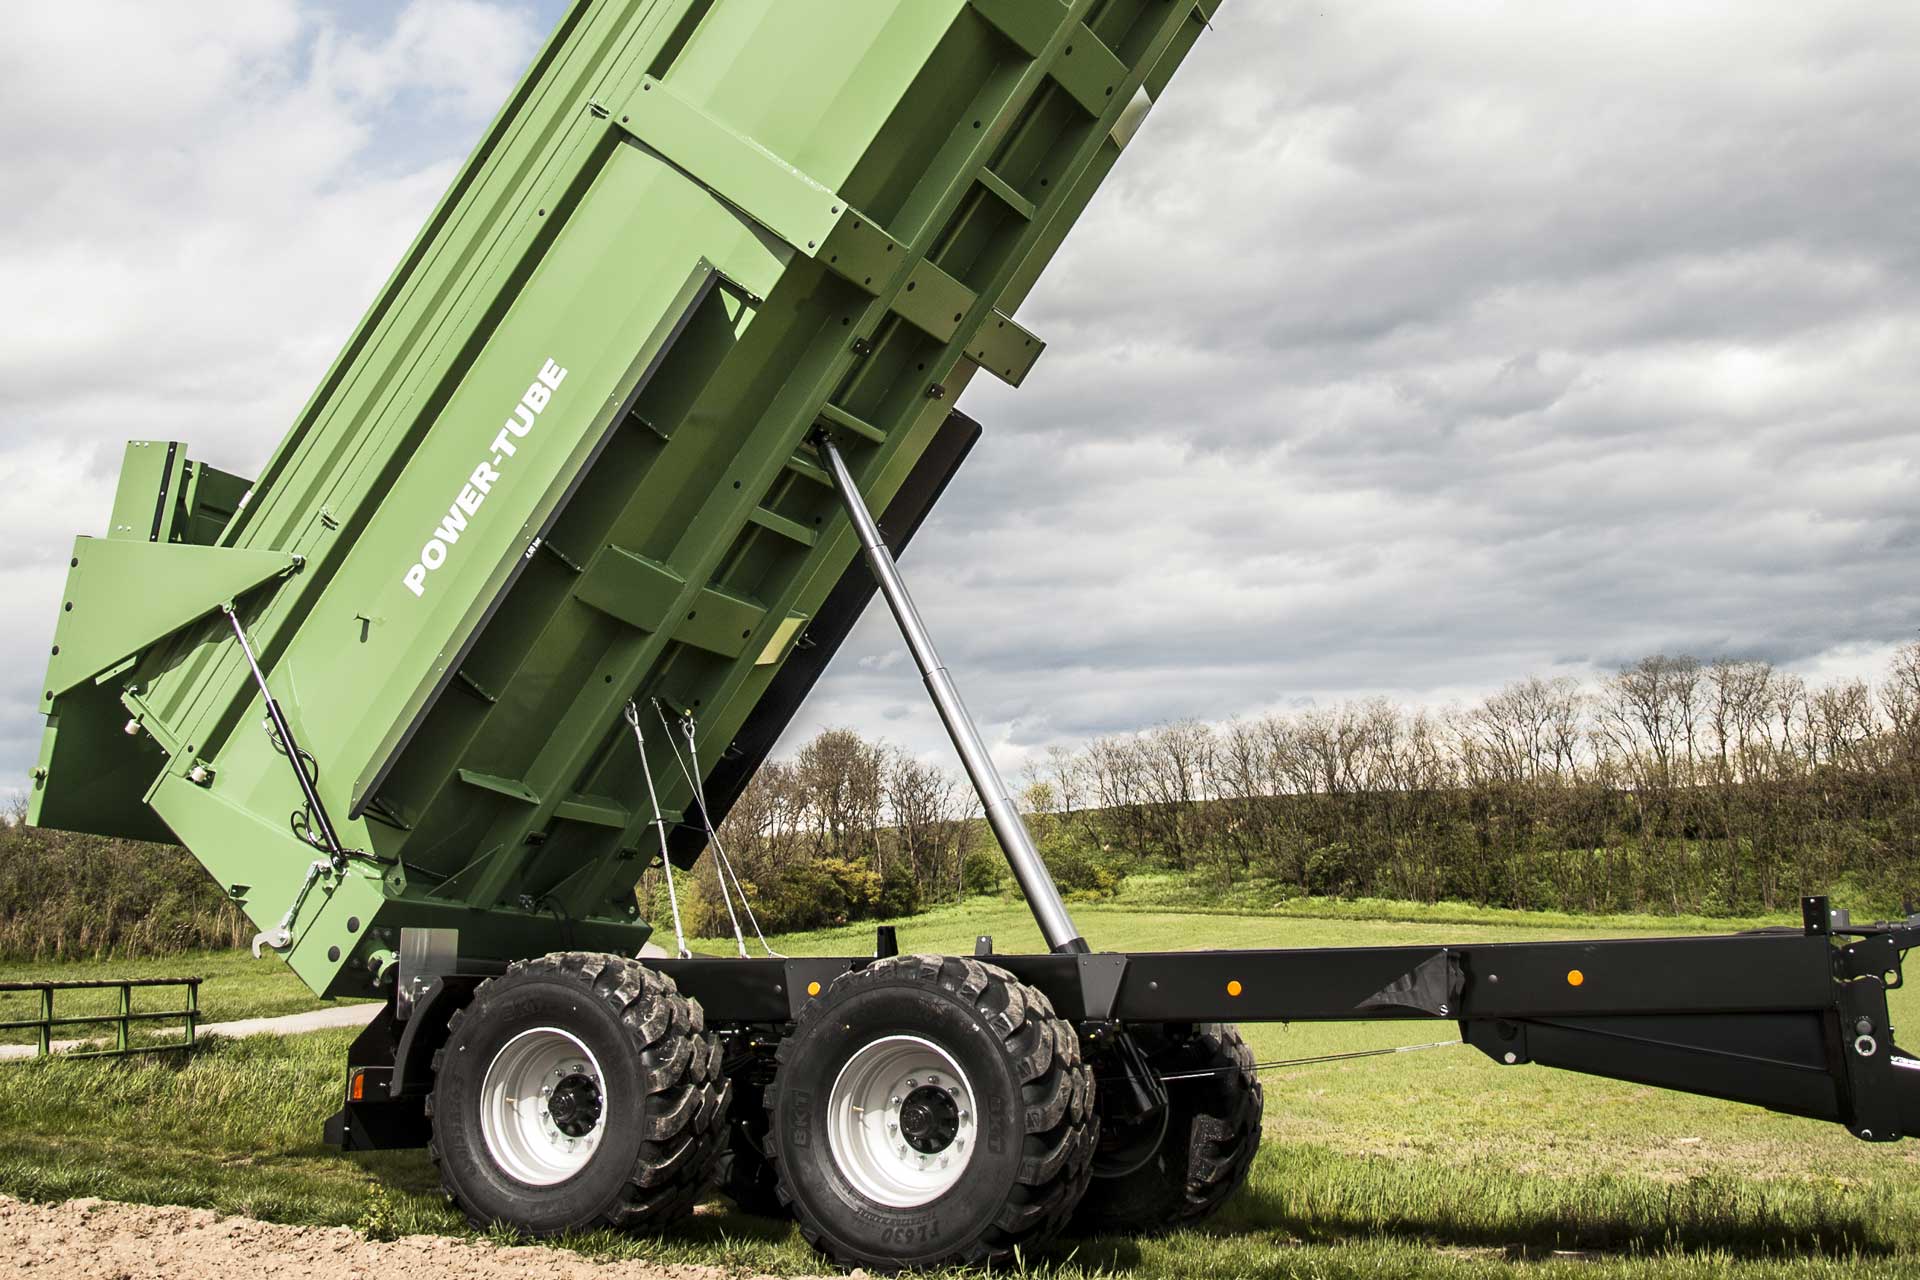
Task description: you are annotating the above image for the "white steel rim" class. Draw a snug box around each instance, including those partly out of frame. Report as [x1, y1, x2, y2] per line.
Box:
[827, 1035, 977, 1208]
[479, 1027, 607, 1186]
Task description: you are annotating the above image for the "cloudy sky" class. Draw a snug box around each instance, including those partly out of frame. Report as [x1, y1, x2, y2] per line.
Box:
[3, 1, 1917, 798]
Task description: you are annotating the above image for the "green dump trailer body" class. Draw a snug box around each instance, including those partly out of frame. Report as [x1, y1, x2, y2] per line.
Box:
[30, 0, 1222, 998]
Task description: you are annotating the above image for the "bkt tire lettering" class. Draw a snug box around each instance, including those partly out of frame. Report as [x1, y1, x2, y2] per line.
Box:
[791, 1089, 812, 1148]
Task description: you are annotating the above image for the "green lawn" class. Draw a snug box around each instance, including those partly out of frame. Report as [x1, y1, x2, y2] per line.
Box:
[1, 900, 1916, 1277]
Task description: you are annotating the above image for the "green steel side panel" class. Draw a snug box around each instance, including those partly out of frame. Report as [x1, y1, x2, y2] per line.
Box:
[970, 0, 1064, 58]
[100, 441, 254, 547]
[41, 540, 297, 702]
[106, 442, 182, 543]
[30, 0, 1225, 998]
[574, 545, 687, 631]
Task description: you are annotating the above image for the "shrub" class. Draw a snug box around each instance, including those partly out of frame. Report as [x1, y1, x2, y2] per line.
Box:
[877, 861, 921, 918]
[0, 807, 246, 960]
[1034, 844, 1125, 902]
[962, 848, 1006, 896]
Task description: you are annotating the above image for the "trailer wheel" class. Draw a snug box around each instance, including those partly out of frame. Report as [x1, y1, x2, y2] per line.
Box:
[766, 955, 1096, 1272]
[427, 952, 728, 1235]
[719, 1066, 786, 1217]
[1074, 1023, 1262, 1235]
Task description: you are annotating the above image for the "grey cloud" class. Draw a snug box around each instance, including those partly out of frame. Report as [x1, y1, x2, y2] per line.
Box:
[5, 2, 1918, 798]
[0, 1, 547, 798]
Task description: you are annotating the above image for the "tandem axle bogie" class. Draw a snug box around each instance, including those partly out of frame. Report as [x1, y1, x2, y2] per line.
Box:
[329, 896, 1919, 1268]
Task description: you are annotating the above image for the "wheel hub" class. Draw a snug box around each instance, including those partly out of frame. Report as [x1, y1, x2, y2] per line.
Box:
[827, 1035, 977, 1208]
[548, 1072, 602, 1137]
[898, 1084, 960, 1154]
[477, 1027, 607, 1186]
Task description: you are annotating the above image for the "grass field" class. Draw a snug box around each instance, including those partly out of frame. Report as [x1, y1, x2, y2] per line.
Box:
[1, 899, 1916, 1277]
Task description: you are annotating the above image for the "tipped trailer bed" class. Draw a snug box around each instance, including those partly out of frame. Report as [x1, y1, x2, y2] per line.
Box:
[27, 0, 1920, 1271]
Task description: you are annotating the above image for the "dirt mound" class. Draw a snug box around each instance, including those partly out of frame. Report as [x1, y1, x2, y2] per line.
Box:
[0, 1196, 842, 1280]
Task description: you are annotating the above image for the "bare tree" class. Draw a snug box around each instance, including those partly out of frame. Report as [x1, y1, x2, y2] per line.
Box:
[794, 728, 885, 868]
[1883, 642, 1920, 744]
[887, 748, 971, 896]
[1137, 719, 1215, 868]
[1596, 654, 1702, 790]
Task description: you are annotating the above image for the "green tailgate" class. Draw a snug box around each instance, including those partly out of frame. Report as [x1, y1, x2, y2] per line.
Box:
[28, 0, 1221, 997]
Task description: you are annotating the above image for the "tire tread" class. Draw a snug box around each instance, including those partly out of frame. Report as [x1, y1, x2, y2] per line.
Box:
[765, 954, 1097, 1270]
[426, 951, 729, 1235]
[1075, 1021, 1261, 1235]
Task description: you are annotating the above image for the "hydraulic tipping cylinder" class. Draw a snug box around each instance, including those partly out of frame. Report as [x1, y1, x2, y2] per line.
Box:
[815, 433, 1087, 954]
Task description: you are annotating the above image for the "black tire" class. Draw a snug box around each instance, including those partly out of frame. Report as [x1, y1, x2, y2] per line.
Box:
[427, 951, 729, 1236]
[719, 1061, 786, 1217]
[1073, 1023, 1262, 1235]
[766, 954, 1097, 1272]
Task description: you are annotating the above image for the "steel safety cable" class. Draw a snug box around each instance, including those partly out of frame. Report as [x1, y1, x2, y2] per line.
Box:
[654, 701, 749, 958]
[660, 701, 782, 958]
[1152, 1038, 1463, 1084]
[624, 701, 690, 958]
[657, 701, 785, 959]
[682, 712, 786, 959]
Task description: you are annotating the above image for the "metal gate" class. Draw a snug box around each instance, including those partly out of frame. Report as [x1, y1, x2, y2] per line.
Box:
[0, 977, 201, 1059]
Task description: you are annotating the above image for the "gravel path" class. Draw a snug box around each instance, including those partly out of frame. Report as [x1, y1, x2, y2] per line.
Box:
[0, 1196, 845, 1280]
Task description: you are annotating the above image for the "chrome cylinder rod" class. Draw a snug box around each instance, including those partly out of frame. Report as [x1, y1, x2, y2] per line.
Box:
[815, 434, 1086, 954]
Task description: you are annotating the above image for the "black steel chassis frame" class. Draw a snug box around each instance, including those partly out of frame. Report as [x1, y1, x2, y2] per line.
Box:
[328, 895, 1920, 1152]
[322, 411, 1920, 1156]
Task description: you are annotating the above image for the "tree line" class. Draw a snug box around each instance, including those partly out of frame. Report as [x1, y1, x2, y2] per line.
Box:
[1018, 644, 1920, 917]
[643, 728, 985, 937]
[7, 643, 1920, 958]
